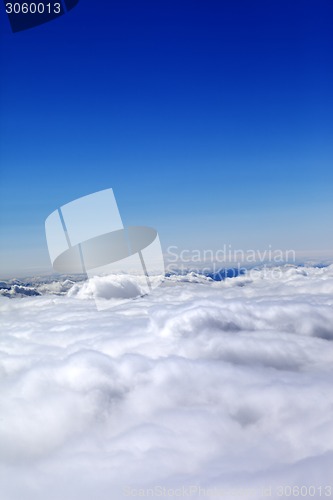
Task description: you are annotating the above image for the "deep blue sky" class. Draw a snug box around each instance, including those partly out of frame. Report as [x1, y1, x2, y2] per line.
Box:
[0, 0, 333, 276]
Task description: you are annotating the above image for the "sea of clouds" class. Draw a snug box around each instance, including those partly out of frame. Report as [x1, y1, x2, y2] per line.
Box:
[0, 265, 333, 500]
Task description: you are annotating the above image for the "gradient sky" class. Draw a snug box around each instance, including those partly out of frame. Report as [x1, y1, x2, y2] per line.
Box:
[0, 0, 333, 277]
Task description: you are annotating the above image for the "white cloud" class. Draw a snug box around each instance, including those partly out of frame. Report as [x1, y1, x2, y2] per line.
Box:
[0, 265, 333, 499]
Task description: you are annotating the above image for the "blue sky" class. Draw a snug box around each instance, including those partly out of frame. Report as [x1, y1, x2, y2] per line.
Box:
[0, 0, 333, 277]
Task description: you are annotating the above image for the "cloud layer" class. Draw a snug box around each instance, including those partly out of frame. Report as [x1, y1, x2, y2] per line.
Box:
[0, 265, 333, 499]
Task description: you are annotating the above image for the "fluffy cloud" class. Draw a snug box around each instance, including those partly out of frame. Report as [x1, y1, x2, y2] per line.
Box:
[0, 265, 333, 500]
